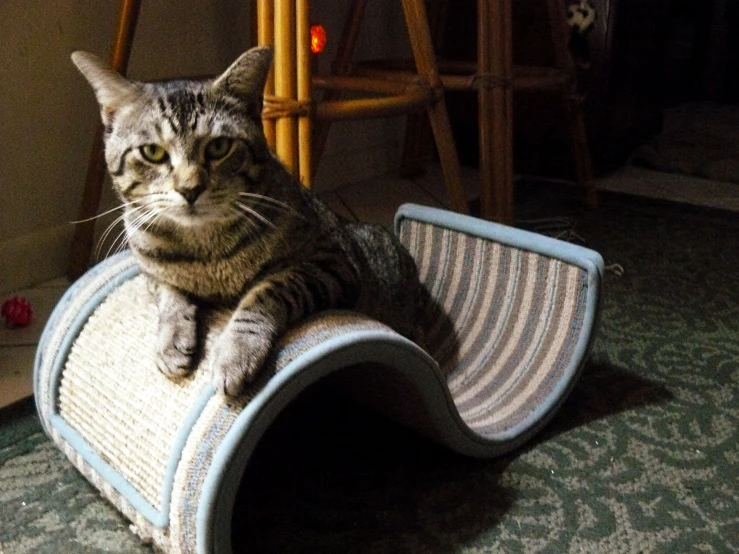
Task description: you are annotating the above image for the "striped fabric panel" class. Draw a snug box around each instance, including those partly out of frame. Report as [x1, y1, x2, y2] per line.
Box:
[400, 219, 588, 439]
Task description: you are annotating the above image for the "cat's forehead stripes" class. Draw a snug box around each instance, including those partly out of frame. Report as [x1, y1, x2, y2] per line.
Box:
[157, 95, 189, 135]
[149, 85, 250, 142]
[151, 82, 208, 135]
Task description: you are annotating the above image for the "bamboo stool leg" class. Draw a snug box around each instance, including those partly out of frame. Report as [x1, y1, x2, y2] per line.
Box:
[68, 0, 142, 280]
[477, 0, 514, 223]
[296, 0, 312, 187]
[257, 0, 277, 150]
[402, 0, 468, 214]
[261, 0, 313, 187]
[274, 0, 299, 175]
[546, 0, 598, 209]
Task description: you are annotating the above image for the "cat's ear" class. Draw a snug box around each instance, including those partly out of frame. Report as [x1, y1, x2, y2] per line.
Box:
[71, 51, 142, 125]
[212, 46, 273, 107]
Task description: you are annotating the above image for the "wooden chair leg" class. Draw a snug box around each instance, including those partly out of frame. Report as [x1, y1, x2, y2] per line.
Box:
[398, 0, 447, 178]
[311, 0, 369, 177]
[398, 112, 432, 177]
[567, 101, 598, 208]
[257, 0, 277, 149]
[402, 0, 468, 214]
[68, 0, 142, 280]
[478, 0, 514, 223]
[546, 0, 598, 208]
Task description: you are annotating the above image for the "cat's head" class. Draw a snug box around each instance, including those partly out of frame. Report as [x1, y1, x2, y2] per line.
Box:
[72, 47, 274, 227]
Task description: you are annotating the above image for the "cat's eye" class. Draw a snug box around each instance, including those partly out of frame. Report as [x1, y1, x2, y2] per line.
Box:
[205, 137, 233, 161]
[140, 144, 169, 164]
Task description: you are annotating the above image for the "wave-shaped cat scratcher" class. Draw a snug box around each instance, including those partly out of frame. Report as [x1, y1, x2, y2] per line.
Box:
[35, 204, 603, 554]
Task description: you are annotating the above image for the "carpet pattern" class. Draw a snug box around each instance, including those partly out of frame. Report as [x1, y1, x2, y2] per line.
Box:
[1, 191, 738, 553]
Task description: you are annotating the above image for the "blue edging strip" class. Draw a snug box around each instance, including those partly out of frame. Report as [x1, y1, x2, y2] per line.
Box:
[394, 203, 605, 276]
[51, 386, 214, 528]
[38, 253, 213, 529]
[198, 330, 449, 554]
[34, 252, 135, 425]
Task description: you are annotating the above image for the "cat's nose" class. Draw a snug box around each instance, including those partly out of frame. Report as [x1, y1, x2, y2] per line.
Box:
[176, 182, 206, 204]
[175, 166, 207, 204]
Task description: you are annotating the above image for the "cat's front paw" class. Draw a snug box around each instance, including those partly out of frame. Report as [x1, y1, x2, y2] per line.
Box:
[155, 312, 198, 379]
[211, 322, 275, 397]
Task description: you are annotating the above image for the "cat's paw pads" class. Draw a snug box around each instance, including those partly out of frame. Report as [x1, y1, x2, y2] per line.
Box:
[211, 327, 273, 397]
[155, 318, 198, 379]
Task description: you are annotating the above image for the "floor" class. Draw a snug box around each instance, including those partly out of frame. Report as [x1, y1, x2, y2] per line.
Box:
[0, 278, 70, 408]
[1, 164, 738, 409]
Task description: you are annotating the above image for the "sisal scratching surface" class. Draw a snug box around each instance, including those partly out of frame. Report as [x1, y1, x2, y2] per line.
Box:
[54, 267, 404, 547]
[37, 254, 140, 427]
[58, 275, 211, 511]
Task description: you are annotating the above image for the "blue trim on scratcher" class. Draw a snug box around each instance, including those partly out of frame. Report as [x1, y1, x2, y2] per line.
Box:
[51, 386, 214, 528]
[45, 268, 215, 528]
[47, 264, 142, 418]
[196, 328, 465, 554]
[36, 251, 214, 529]
[34, 251, 135, 426]
[394, 203, 605, 275]
[52, 414, 163, 524]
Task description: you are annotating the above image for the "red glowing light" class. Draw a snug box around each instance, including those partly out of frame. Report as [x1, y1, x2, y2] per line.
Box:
[311, 24, 327, 54]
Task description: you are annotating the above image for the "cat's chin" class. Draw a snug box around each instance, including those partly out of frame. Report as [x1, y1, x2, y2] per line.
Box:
[166, 206, 234, 228]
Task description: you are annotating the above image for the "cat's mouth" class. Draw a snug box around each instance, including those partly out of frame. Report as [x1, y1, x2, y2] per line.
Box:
[166, 202, 232, 227]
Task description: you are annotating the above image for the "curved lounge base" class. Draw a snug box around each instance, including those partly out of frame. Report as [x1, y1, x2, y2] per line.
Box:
[35, 204, 603, 554]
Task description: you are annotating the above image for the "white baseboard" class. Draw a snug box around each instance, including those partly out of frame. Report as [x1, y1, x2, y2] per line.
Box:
[0, 224, 74, 294]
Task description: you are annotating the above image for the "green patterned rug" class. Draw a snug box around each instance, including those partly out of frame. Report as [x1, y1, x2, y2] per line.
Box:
[1, 189, 738, 553]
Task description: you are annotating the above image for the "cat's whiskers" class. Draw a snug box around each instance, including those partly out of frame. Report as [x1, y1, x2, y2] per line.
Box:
[104, 220, 135, 261]
[230, 205, 292, 251]
[95, 204, 146, 260]
[128, 205, 167, 238]
[104, 206, 162, 260]
[237, 192, 296, 214]
[227, 206, 261, 237]
[115, 207, 168, 258]
[104, 209, 150, 260]
[95, 212, 128, 261]
[234, 201, 277, 230]
[70, 200, 138, 224]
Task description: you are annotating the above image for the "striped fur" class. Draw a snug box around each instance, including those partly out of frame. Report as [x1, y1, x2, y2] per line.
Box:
[72, 47, 421, 397]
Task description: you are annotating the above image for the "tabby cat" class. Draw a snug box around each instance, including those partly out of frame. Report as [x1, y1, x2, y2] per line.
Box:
[72, 46, 422, 397]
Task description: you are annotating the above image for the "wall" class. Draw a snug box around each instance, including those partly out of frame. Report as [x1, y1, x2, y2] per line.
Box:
[0, 0, 409, 293]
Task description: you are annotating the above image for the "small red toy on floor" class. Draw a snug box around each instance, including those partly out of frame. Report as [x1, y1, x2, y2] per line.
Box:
[1, 296, 33, 328]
